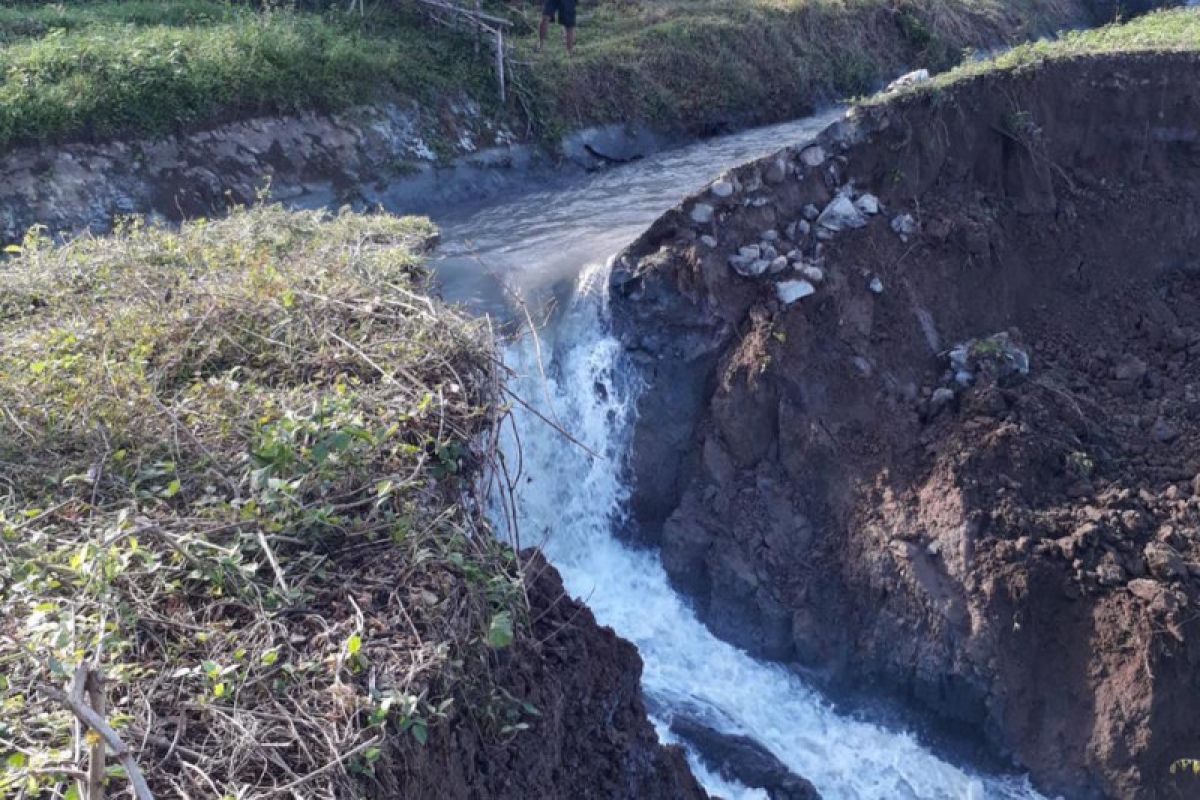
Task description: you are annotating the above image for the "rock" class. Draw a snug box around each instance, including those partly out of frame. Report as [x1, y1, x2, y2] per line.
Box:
[1152, 417, 1181, 444]
[769, 256, 789, 274]
[800, 265, 824, 283]
[891, 213, 918, 240]
[670, 716, 822, 800]
[949, 345, 970, 372]
[868, 276, 884, 294]
[729, 248, 769, 277]
[854, 193, 881, 215]
[802, 204, 821, 221]
[762, 229, 780, 242]
[765, 159, 788, 185]
[776, 279, 816, 305]
[799, 145, 827, 167]
[1128, 578, 1162, 602]
[1111, 354, 1148, 382]
[690, 203, 714, 224]
[1097, 563, 1126, 587]
[886, 68, 931, 93]
[816, 195, 868, 232]
[1145, 542, 1187, 581]
[699, 235, 718, 248]
[930, 387, 956, 413]
[711, 179, 736, 199]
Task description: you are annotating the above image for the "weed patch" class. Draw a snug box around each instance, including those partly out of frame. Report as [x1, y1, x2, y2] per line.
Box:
[0, 205, 527, 799]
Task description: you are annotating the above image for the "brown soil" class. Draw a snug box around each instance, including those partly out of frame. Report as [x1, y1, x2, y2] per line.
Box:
[611, 52, 1200, 799]
[387, 554, 706, 799]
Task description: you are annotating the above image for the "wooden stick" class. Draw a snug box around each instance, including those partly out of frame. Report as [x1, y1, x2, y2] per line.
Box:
[40, 671, 156, 800]
[85, 671, 106, 800]
[255, 528, 291, 597]
[496, 28, 506, 103]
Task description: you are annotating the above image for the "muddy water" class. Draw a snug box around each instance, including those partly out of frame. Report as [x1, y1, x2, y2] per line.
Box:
[427, 116, 1052, 800]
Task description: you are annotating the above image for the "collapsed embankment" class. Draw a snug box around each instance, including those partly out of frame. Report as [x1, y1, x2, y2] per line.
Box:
[610, 18, 1200, 800]
[0, 206, 703, 799]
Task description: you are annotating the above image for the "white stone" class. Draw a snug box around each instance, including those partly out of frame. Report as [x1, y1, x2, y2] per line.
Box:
[930, 387, 956, 410]
[855, 193, 881, 215]
[801, 265, 825, 283]
[799, 145, 827, 167]
[730, 254, 770, 277]
[869, 276, 884, 294]
[690, 203, 715, 224]
[891, 213, 918, 240]
[817, 195, 868, 232]
[762, 229, 779, 242]
[769, 256, 789, 274]
[886, 69, 931, 93]
[711, 179, 735, 199]
[739, 245, 761, 260]
[699, 235, 718, 248]
[776, 279, 816, 305]
[802, 204, 821, 221]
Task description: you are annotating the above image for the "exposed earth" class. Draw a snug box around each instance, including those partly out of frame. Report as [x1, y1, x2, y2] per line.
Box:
[611, 50, 1200, 799]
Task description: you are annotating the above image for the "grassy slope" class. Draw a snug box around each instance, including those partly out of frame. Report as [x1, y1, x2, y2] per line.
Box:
[0, 206, 530, 799]
[867, 6, 1200, 103]
[516, 0, 1097, 137]
[0, 0, 1166, 151]
[0, 1, 494, 148]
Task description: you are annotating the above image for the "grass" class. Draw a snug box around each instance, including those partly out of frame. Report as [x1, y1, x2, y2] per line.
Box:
[0, 0, 1167, 151]
[0, 205, 533, 799]
[0, 1, 494, 148]
[513, 0, 1097, 138]
[871, 6, 1200, 100]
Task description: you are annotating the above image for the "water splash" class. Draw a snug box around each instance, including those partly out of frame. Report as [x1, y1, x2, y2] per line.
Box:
[492, 264, 1049, 800]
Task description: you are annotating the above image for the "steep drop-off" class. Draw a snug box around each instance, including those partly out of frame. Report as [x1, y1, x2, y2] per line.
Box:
[611, 47, 1200, 799]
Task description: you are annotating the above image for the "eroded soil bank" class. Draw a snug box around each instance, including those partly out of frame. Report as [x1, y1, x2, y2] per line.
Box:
[611, 51, 1200, 799]
[399, 554, 706, 799]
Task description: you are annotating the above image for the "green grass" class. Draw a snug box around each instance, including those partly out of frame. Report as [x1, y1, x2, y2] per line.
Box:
[0, 1, 494, 148]
[873, 6, 1200, 101]
[512, 0, 1105, 138]
[0, 205, 530, 799]
[0, 1, 1184, 150]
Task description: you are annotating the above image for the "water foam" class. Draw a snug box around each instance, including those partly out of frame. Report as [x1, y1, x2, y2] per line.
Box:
[492, 264, 1050, 800]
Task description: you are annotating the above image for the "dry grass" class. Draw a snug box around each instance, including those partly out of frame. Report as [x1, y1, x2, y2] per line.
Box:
[0, 205, 531, 799]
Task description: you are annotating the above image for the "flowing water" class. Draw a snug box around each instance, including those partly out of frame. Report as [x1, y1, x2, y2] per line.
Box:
[429, 115, 1051, 800]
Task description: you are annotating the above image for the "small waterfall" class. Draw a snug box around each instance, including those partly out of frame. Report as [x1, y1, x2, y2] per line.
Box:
[491, 263, 1050, 800]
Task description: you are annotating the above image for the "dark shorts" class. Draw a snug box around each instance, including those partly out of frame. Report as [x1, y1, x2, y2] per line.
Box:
[543, 0, 576, 28]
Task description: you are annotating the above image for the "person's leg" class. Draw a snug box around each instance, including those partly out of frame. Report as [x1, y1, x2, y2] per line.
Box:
[538, 0, 556, 51]
[561, 0, 576, 53]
